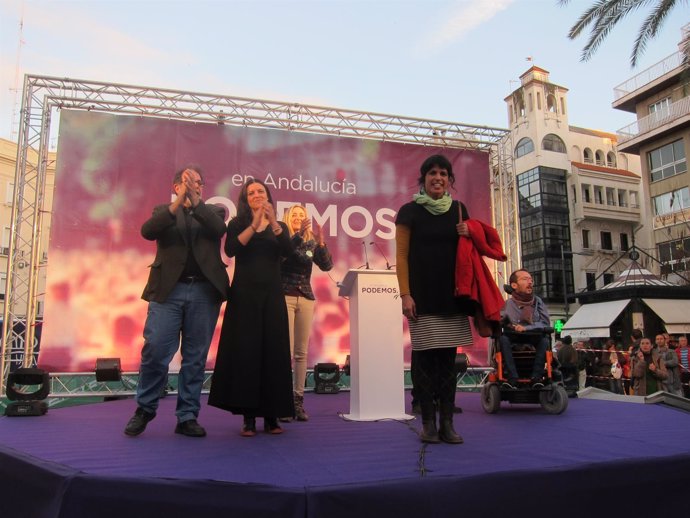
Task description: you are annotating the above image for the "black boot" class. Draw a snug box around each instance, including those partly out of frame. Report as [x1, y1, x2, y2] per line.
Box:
[438, 402, 463, 444]
[420, 402, 440, 443]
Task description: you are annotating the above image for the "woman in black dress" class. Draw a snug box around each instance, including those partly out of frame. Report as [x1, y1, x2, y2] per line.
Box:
[395, 154, 471, 444]
[209, 179, 294, 436]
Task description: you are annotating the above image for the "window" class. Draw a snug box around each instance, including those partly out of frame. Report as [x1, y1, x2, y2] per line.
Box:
[595, 150, 605, 166]
[583, 148, 593, 163]
[547, 94, 557, 112]
[601, 231, 613, 250]
[620, 233, 629, 251]
[649, 97, 671, 117]
[582, 184, 591, 203]
[528, 93, 533, 112]
[606, 187, 615, 205]
[5, 181, 14, 204]
[607, 152, 616, 168]
[648, 139, 687, 182]
[586, 272, 596, 291]
[542, 134, 566, 153]
[653, 187, 690, 216]
[582, 229, 590, 248]
[630, 191, 639, 208]
[594, 186, 604, 204]
[658, 237, 690, 274]
[0, 273, 5, 299]
[603, 273, 615, 285]
[537, 92, 542, 110]
[617, 190, 628, 207]
[515, 137, 535, 158]
[560, 97, 566, 115]
[2, 226, 10, 249]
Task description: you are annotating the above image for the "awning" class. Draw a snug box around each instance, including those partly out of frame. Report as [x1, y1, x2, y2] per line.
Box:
[643, 298, 690, 334]
[561, 299, 629, 339]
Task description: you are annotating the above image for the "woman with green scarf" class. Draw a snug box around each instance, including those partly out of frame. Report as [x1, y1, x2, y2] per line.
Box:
[395, 154, 472, 445]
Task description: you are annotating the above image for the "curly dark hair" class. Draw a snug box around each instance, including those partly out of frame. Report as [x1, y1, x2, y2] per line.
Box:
[235, 178, 274, 227]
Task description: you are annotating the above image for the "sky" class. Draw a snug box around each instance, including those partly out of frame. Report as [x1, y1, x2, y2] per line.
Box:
[0, 0, 688, 145]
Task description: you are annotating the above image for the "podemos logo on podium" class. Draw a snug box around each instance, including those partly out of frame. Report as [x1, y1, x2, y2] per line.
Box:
[361, 286, 398, 294]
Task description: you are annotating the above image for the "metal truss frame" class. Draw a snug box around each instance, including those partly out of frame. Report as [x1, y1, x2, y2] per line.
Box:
[1, 74, 513, 396]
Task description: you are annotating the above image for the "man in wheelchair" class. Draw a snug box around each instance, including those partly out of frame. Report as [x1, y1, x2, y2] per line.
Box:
[499, 269, 551, 389]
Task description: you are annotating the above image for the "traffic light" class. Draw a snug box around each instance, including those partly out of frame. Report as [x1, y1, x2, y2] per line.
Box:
[554, 319, 566, 338]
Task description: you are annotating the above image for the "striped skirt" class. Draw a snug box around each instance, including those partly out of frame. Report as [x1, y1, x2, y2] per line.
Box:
[408, 313, 473, 351]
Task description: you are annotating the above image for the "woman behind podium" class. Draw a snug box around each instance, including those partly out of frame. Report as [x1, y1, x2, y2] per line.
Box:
[209, 179, 294, 436]
[279, 204, 333, 421]
[395, 154, 471, 445]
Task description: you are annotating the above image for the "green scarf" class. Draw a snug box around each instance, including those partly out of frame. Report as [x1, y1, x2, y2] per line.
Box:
[413, 190, 452, 215]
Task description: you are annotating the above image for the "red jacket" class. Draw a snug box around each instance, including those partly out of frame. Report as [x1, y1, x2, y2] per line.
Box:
[454, 219, 507, 325]
[677, 346, 690, 372]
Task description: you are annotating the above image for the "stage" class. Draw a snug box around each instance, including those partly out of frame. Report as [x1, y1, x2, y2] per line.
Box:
[1, 391, 689, 518]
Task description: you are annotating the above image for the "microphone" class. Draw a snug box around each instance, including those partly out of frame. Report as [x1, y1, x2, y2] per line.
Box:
[370, 241, 392, 270]
[361, 241, 370, 269]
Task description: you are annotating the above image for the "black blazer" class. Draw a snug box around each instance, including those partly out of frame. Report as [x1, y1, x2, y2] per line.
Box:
[140, 201, 230, 303]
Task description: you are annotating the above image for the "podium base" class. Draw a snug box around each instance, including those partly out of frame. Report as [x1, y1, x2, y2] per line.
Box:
[341, 413, 415, 422]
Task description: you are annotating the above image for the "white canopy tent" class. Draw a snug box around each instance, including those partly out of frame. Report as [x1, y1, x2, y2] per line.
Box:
[561, 299, 629, 340]
[642, 299, 690, 335]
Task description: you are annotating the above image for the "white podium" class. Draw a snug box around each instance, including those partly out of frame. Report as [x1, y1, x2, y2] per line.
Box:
[338, 269, 412, 421]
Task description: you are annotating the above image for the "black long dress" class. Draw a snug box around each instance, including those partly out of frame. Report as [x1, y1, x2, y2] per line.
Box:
[209, 219, 295, 417]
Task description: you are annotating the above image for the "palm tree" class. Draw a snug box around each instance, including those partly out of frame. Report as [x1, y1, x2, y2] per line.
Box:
[560, 0, 689, 67]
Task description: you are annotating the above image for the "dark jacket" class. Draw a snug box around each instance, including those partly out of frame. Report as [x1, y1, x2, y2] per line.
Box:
[281, 235, 333, 300]
[141, 201, 229, 303]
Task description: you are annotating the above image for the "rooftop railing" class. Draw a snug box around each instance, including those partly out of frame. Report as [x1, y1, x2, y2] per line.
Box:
[613, 51, 683, 101]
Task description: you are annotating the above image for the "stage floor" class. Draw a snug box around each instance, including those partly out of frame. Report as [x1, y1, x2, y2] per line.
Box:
[2, 391, 690, 518]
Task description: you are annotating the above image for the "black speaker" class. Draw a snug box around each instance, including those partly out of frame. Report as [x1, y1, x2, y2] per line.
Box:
[95, 358, 122, 382]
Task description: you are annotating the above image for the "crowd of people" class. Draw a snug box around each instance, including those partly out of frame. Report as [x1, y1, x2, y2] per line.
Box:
[554, 331, 690, 398]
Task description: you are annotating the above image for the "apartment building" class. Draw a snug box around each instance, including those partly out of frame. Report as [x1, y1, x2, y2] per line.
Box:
[613, 23, 690, 285]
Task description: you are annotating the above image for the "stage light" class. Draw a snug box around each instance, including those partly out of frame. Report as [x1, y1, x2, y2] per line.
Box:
[5, 367, 50, 417]
[95, 358, 122, 382]
[313, 363, 340, 394]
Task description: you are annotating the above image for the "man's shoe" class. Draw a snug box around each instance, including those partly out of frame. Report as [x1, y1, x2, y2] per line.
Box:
[502, 379, 518, 390]
[174, 419, 206, 437]
[124, 408, 156, 436]
[531, 378, 545, 389]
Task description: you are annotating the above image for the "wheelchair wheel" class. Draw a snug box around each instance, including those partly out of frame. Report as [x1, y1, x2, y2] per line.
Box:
[481, 383, 501, 414]
[539, 385, 568, 415]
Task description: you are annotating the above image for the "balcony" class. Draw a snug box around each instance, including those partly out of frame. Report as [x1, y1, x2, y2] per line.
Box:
[613, 51, 683, 102]
[576, 199, 641, 224]
[616, 95, 690, 153]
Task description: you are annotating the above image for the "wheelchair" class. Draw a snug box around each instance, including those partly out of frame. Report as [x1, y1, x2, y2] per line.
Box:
[480, 325, 569, 415]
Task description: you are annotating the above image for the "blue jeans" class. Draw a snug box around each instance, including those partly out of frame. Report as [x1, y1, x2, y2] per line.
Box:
[136, 280, 221, 423]
[499, 334, 549, 381]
